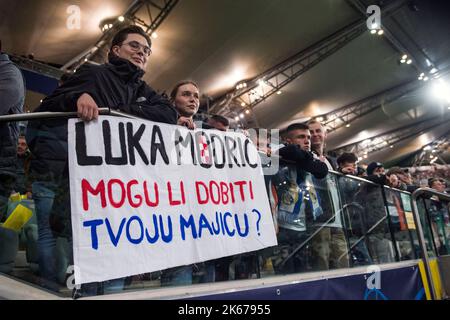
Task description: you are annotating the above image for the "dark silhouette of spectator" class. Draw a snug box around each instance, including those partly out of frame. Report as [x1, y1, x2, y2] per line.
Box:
[0, 40, 25, 218]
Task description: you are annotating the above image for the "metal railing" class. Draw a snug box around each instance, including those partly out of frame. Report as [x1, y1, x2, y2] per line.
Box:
[411, 188, 450, 300]
[0, 108, 140, 123]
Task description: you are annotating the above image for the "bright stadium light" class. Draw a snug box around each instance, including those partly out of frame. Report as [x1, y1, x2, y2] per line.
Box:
[432, 80, 450, 103]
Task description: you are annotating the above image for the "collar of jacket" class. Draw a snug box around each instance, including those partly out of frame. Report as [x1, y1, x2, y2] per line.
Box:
[107, 56, 145, 83]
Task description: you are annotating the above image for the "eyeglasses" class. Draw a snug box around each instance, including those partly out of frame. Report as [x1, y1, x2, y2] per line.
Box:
[122, 41, 152, 57]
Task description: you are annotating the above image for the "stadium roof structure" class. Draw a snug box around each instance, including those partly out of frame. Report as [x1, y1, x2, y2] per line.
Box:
[1, 0, 449, 166]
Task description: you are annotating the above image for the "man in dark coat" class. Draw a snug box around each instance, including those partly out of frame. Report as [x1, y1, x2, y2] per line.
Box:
[26, 26, 177, 288]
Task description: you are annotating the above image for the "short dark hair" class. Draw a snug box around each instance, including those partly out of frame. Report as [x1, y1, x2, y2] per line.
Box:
[286, 123, 309, 133]
[209, 114, 229, 127]
[108, 26, 152, 61]
[170, 80, 199, 101]
[337, 152, 358, 166]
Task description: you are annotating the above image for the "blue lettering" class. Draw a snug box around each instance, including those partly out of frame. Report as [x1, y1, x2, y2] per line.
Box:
[180, 214, 197, 240]
[223, 212, 235, 236]
[211, 211, 221, 235]
[145, 214, 160, 244]
[235, 213, 249, 237]
[83, 219, 104, 250]
[198, 213, 214, 238]
[126, 216, 144, 244]
[160, 215, 173, 243]
[105, 217, 126, 247]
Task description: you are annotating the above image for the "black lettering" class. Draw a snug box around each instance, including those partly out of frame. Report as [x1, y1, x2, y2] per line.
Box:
[76, 122, 103, 166]
[127, 123, 149, 165]
[244, 139, 258, 168]
[175, 130, 197, 165]
[210, 133, 225, 169]
[150, 125, 169, 165]
[103, 120, 127, 165]
[224, 136, 240, 168]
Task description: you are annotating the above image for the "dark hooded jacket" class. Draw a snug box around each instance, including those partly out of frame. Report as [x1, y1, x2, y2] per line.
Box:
[27, 57, 178, 181]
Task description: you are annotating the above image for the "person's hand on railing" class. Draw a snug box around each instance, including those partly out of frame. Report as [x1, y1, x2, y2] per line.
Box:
[77, 93, 99, 121]
[177, 116, 196, 130]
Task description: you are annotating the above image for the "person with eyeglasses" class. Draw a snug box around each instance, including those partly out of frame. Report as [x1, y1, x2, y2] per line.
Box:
[25, 26, 177, 294]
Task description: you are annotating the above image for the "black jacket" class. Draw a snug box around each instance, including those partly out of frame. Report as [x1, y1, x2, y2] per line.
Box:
[278, 144, 328, 179]
[27, 57, 178, 180]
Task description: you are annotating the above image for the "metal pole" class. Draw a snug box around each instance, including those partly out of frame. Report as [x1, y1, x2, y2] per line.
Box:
[411, 188, 450, 300]
[0, 108, 141, 123]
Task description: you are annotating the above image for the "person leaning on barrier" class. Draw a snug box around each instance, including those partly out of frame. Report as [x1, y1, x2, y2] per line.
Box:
[307, 119, 350, 271]
[171, 80, 200, 130]
[158, 80, 201, 287]
[25, 26, 177, 291]
[0, 40, 25, 218]
[270, 123, 328, 273]
[355, 161, 396, 263]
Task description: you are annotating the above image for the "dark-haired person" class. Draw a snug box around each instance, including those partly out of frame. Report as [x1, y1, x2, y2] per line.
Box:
[26, 26, 177, 293]
[271, 123, 328, 273]
[337, 152, 358, 175]
[206, 114, 230, 132]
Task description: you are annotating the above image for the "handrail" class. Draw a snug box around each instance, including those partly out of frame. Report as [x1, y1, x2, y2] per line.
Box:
[0, 108, 141, 123]
[411, 188, 450, 300]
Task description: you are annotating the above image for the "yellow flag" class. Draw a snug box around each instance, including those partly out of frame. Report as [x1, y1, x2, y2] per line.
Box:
[2, 204, 33, 232]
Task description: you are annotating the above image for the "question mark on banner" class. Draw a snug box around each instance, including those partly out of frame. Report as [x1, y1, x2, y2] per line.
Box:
[252, 209, 262, 236]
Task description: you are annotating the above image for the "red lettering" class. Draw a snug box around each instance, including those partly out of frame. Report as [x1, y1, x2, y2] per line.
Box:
[180, 181, 186, 205]
[81, 179, 106, 211]
[220, 182, 229, 205]
[234, 181, 246, 201]
[195, 181, 209, 204]
[127, 180, 143, 208]
[108, 179, 126, 208]
[144, 181, 159, 207]
[249, 180, 254, 200]
[229, 182, 235, 203]
[209, 181, 220, 205]
[168, 182, 181, 206]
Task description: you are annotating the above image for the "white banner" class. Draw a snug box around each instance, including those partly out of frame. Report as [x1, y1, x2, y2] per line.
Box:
[68, 116, 277, 284]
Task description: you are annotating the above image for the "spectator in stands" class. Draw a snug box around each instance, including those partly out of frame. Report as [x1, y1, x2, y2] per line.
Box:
[427, 178, 449, 254]
[26, 26, 177, 292]
[271, 123, 328, 273]
[0, 40, 25, 219]
[337, 152, 358, 175]
[205, 114, 230, 132]
[159, 80, 202, 287]
[307, 119, 349, 270]
[359, 161, 396, 263]
[429, 178, 447, 194]
[386, 167, 418, 192]
[170, 80, 199, 130]
[336, 152, 372, 266]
